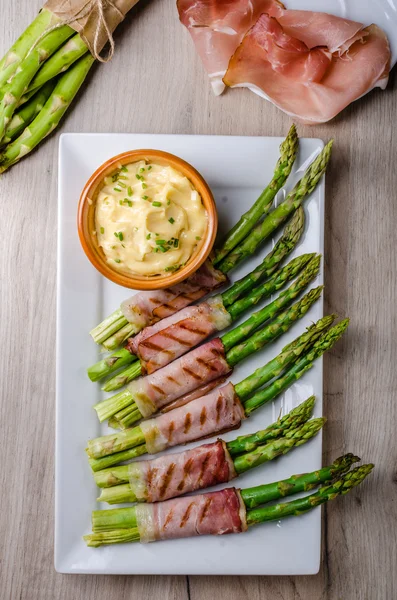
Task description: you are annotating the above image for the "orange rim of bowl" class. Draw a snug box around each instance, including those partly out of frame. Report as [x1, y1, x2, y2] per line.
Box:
[77, 149, 218, 290]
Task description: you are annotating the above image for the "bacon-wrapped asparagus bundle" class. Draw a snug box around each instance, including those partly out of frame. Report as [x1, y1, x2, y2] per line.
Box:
[93, 257, 322, 426]
[90, 131, 331, 351]
[96, 400, 324, 504]
[87, 317, 347, 472]
[84, 458, 373, 546]
[90, 239, 308, 386]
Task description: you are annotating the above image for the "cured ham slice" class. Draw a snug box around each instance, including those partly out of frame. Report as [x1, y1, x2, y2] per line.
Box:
[161, 376, 228, 413]
[128, 440, 236, 502]
[120, 260, 227, 330]
[177, 0, 284, 94]
[135, 488, 247, 542]
[224, 15, 391, 124]
[139, 382, 245, 453]
[128, 338, 231, 418]
[178, 1, 391, 123]
[134, 295, 232, 374]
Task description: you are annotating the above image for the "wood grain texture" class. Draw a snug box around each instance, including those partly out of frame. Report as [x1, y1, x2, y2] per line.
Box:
[1, 1, 396, 598]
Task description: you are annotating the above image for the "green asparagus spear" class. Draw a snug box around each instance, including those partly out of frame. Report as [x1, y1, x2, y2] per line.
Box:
[0, 80, 55, 145]
[92, 251, 315, 387]
[227, 395, 315, 456]
[218, 141, 333, 273]
[221, 207, 304, 307]
[95, 397, 316, 489]
[102, 322, 139, 352]
[87, 314, 340, 468]
[214, 124, 299, 264]
[0, 25, 74, 141]
[223, 254, 321, 351]
[87, 349, 138, 383]
[94, 454, 360, 522]
[26, 34, 89, 95]
[89, 309, 129, 347]
[234, 315, 335, 402]
[97, 417, 324, 503]
[243, 319, 349, 415]
[89, 444, 148, 473]
[0, 9, 61, 91]
[93, 281, 323, 425]
[85, 463, 373, 544]
[226, 286, 323, 367]
[226, 253, 315, 322]
[0, 53, 94, 171]
[102, 253, 320, 395]
[241, 453, 360, 508]
[246, 464, 374, 525]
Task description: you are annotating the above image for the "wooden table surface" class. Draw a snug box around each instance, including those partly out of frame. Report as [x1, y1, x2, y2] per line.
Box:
[1, 1, 396, 598]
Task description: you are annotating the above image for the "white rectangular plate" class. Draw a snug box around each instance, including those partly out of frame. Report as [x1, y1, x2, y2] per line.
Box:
[56, 133, 324, 575]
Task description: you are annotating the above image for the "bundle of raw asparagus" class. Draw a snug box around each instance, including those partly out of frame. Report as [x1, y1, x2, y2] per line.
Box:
[0, 2, 138, 172]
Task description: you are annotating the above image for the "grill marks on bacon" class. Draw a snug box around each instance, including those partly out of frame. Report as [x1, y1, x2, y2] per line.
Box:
[133, 296, 232, 374]
[121, 260, 227, 334]
[224, 13, 391, 124]
[128, 441, 236, 502]
[135, 488, 247, 542]
[139, 382, 245, 454]
[128, 338, 231, 418]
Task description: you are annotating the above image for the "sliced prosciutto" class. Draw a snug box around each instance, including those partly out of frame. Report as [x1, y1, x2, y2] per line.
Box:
[128, 338, 231, 418]
[139, 382, 245, 453]
[224, 14, 390, 124]
[120, 260, 227, 330]
[177, 0, 284, 94]
[161, 376, 228, 413]
[135, 487, 247, 542]
[128, 440, 236, 502]
[132, 295, 232, 374]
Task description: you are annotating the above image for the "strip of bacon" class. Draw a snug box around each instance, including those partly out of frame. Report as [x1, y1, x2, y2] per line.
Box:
[224, 15, 390, 124]
[128, 440, 236, 502]
[121, 260, 227, 331]
[135, 487, 247, 542]
[128, 338, 231, 418]
[135, 295, 232, 374]
[161, 376, 228, 413]
[139, 382, 245, 453]
[177, 0, 284, 94]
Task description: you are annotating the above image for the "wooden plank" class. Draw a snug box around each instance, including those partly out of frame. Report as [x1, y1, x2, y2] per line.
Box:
[0, 1, 395, 598]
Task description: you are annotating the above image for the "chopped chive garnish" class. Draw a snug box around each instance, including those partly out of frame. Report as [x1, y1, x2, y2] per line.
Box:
[121, 166, 128, 172]
[159, 245, 167, 252]
[127, 186, 133, 196]
[114, 258, 121, 263]
[111, 172, 119, 182]
[142, 183, 147, 189]
[168, 217, 175, 224]
[147, 165, 152, 170]
[119, 200, 122, 205]
[114, 187, 122, 192]
[156, 239, 167, 245]
[119, 232, 124, 241]
[195, 236, 201, 241]
[152, 201, 162, 207]
[155, 233, 159, 236]
[167, 199, 171, 205]
[139, 167, 145, 173]
[146, 233, 151, 240]
[165, 264, 180, 272]
[142, 195, 149, 200]
[118, 182, 127, 188]
[135, 174, 141, 180]
[174, 239, 179, 248]
[100, 227, 104, 234]
[124, 198, 132, 206]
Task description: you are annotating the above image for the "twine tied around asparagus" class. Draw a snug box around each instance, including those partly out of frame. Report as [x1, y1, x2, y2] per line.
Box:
[27, 1, 124, 63]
